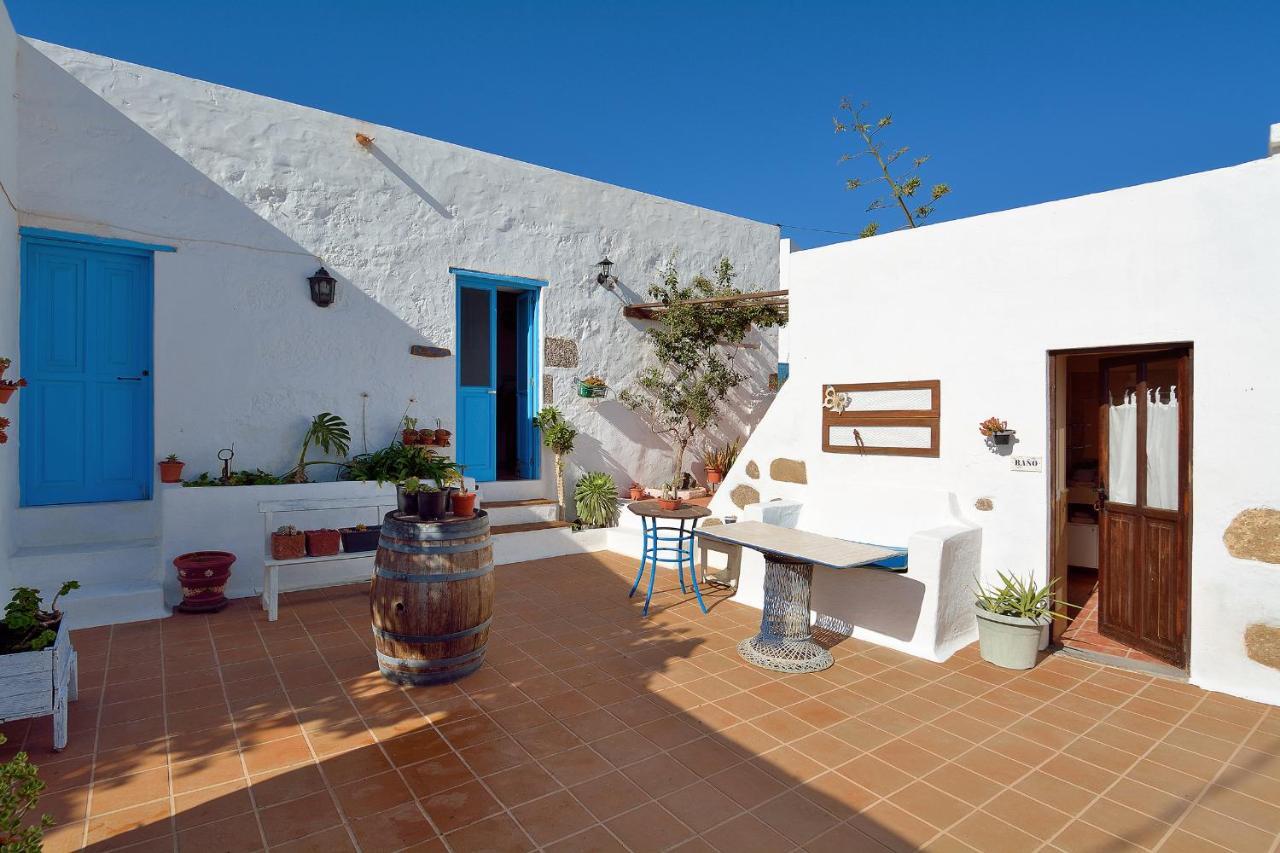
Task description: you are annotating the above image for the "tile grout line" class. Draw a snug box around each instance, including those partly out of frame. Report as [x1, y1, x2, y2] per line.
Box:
[77, 627, 110, 851]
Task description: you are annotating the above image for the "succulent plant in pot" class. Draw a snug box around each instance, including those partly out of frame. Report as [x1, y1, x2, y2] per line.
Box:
[657, 482, 683, 511]
[973, 572, 1064, 669]
[433, 418, 451, 447]
[577, 375, 608, 398]
[305, 528, 341, 557]
[418, 484, 448, 520]
[700, 438, 741, 485]
[401, 416, 420, 446]
[397, 477, 422, 515]
[978, 417, 1015, 445]
[339, 523, 381, 552]
[628, 481, 645, 501]
[270, 525, 306, 561]
[450, 484, 477, 518]
[0, 376, 27, 405]
[158, 454, 185, 483]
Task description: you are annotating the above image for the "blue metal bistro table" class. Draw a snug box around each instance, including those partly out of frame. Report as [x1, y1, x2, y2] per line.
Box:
[694, 521, 907, 673]
[627, 500, 712, 616]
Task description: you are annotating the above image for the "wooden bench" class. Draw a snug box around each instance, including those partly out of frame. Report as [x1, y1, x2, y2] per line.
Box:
[258, 496, 396, 621]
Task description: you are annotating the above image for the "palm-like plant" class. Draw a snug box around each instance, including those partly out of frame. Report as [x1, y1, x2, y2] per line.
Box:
[532, 406, 577, 520]
[574, 472, 619, 528]
[974, 572, 1065, 621]
[288, 412, 351, 482]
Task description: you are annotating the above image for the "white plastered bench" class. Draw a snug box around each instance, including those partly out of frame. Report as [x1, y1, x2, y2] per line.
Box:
[728, 486, 981, 662]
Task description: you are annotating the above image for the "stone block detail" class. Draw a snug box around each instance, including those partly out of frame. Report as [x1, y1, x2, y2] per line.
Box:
[1223, 508, 1280, 564]
[730, 484, 760, 509]
[545, 337, 579, 369]
[974, 497, 994, 512]
[542, 376, 553, 405]
[770, 458, 807, 484]
[745, 460, 760, 479]
[1245, 624, 1280, 670]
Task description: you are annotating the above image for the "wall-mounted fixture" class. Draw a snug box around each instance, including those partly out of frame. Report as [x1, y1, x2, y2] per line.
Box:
[596, 257, 618, 289]
[355, 132, 374, 147]
[308, 267, 337, 307]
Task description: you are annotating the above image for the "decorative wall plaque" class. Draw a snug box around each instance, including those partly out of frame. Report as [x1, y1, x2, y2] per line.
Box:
[821, 380, 941, 457]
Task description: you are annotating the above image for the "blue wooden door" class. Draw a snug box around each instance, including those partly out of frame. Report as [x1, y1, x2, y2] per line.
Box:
[515, 290, 537, 479]
[456, 284, 497, 482]
[21, 239, 153, 505]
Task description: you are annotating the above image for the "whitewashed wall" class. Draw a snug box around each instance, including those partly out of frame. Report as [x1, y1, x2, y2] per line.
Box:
[0, 3, 19, 583]
[8, 37, 779, 511]
[715, 152, 1280, 704]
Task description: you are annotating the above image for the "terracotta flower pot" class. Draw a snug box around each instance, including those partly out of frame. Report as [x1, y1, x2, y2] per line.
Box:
[159, 460, 185, 483]
[629, 487, 645, 501]
[420, 433, 437, 446]
[658, 498, 683, 511]
[402, 429, 420, 445]
[434, 429, 451, 446]
[305, 529, 341, 557]
[451, 491, 477, 517]
[270, 532, 305, 561]
[705, 468, 723, 484]
[0, 387, 15, 404]
[173, 550, 235, 613]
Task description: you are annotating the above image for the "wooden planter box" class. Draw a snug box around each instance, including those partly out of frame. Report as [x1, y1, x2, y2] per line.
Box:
[0, 621, 78, 751]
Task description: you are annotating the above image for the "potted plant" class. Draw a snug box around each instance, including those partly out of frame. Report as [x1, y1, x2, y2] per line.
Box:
[305, 528, 341, 557]
[270, 525, 306, 560]
[575, 472, 619, 528]
[0, 376, 27, 405]
[158, 454, 185, 483]
[339, 523, 381, 552]
[701, 438, 741, 485]
[433, 418, 451, 447]
[401, 416, 420, 445]
[0, 416, 9, 446]
[450, 485, 477, 518]
[578, 376, 608, 399]
[418, 484, 448, 520]
[0, 357, 8, 380]
[533, 407, 577, 520]
[628, 482, 645, 501]
[974, 572, 1060, 669]
[173, 551, 235, 613]
[657, 482, 683, 511]
[0, 582, 80, 752]
[397, 477, 421, 515]
[979, 417, 1016, 446]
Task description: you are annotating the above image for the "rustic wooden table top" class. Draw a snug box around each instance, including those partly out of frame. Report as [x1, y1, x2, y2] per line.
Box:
[626, 500, 713, 520]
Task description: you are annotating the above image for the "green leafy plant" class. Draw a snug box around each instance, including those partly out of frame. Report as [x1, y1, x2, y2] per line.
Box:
[574, 472, 619, 528]
[620, 259, 784, 487]
[401, 477, 422, 495]
[182, 469, 284, 487]
[974, 572, 1065, 621]
[1, 582, 78, 654]
[700, 438, 741, 473]
[342, 445, 449, 486]
[533, 407, 577, 520]
[0, 735, 53, 851]
[401, 416, 418, 431]
[421, 455, 462, 489]
[287, 412, 351, 483]
[834, 97, 951, 238]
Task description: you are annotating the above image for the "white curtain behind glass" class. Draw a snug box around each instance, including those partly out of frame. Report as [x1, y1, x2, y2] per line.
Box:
[1108, 391, 1138, 504]
[1146, 386, 1179, 510]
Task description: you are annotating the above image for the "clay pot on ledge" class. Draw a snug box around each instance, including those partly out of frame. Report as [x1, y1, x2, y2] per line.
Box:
[704, 467, 723, 485]
[174, 550, 235, 613]
[628, 485, 645, 501]
[434, 429, 452, 446]
[402, 429, 420, 445]
[159, 458, 185, 483]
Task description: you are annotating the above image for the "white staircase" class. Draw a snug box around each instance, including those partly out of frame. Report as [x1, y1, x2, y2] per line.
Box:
[10, 502, 168, 628]
[475, 487, 609, 564]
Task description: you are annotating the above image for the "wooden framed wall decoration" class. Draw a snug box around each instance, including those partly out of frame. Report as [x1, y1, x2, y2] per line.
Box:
[821, 380, 941, 457]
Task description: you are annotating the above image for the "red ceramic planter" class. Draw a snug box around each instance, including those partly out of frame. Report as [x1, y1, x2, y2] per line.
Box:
[173, 550, 235, 613]
[159, 461, 185, 483]
[270, 533, 305, 560]
[305, 529, 341, 557]
[451, 491, 477, 517]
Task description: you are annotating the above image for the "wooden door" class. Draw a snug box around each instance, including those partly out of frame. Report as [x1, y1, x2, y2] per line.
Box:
[1096, 349, 1191, 667]
[21, 237, 153, 505]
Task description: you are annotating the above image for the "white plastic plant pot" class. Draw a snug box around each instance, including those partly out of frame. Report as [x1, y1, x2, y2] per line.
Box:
[974, 606, 1050, 670]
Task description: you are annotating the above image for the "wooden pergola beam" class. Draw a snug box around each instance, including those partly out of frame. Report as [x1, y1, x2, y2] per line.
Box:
[623, 289, 789, 320]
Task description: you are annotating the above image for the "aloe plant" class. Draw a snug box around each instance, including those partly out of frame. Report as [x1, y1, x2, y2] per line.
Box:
[574, 472, 619, 528]
[974, 572, 1065, 620]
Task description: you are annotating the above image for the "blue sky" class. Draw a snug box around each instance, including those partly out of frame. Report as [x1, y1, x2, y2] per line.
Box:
[10, 1, 1280, 248]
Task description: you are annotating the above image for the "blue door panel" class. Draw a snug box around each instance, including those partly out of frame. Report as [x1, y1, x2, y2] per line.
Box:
[21, 238, 153, 506]
[457, 390, 496, 481]
[456, 284, 497, 482]
[515, 291, 536, 480]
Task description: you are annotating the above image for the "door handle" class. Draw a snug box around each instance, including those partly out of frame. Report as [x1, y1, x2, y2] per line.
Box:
[487, 390, 497, 395]
[116, 370, 150, 381]
[1093, 485, 1107, 512]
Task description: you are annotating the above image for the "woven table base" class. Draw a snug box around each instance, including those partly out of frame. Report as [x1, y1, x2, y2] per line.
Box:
[736, 555, 834, 673]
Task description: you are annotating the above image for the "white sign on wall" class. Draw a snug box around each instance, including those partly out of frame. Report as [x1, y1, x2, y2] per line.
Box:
[1010, 455, 1043, 473]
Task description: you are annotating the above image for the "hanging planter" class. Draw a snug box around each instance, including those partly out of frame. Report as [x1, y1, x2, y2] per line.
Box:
[577, 376, 608, 399]
[0, 378, 27, 405]
[978, 417, 1015, 446]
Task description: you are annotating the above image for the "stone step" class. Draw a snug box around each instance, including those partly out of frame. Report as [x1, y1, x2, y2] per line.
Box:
[491, 520, 572, 536]
[483, 499, 559, 526]
[475, 480, 549, 503]
[11, 538, 163, 587]
[58, 581, 168, 629]
[489, 521, 606, 565]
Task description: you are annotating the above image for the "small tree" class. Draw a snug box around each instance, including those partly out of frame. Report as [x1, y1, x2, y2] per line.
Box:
[833, 97, 950, 238]
[621, 258, 785, 488]
[532, 407, 576, 520]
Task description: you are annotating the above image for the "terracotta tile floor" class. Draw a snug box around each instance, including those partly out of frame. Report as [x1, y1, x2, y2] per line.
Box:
[5, 551, 1279, 852]
[1059, 570, 1172, 669]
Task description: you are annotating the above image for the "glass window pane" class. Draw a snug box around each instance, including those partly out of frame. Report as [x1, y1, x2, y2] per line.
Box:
[460, 288, 491, 387]
[1145, 358, 1180, 510]
[1106, 364, 1138, 505]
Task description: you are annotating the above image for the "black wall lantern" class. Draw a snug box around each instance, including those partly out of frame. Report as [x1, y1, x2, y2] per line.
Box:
[307, 267, 337, 307]
[596, 257, 617, 289]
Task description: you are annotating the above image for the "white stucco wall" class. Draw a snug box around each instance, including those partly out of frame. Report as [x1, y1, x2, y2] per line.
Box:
[713, 152, 1280, 704]
[0, 2, 20, 579]
[11, 38, 779, 508]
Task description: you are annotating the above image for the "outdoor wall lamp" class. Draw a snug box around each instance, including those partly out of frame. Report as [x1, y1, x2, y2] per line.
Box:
[596, 257, 618, 289]
[307, 267, 337, 307]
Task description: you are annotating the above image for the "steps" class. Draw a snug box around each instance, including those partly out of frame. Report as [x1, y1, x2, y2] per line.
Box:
[483, 499, 559, 526]
[475, 480, 548, 503]
[8, 540, 168, 628]
[490, 519, 606, 565]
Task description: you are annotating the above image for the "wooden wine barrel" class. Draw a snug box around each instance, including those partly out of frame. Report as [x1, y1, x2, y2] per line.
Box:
[370, 509, 493, 686]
